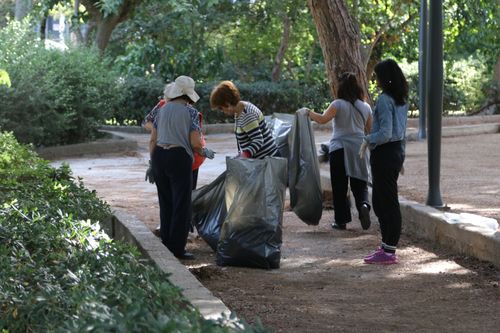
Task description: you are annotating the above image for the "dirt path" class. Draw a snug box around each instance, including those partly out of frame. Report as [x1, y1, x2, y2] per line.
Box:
[54, 130, 500, 333]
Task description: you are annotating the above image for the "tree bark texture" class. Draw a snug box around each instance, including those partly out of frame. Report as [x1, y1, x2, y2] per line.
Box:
[81, 0, 141, 54]
[271, 15, 291, 82]
[15, 0, 31, 21]
[308, 0, 369, 102]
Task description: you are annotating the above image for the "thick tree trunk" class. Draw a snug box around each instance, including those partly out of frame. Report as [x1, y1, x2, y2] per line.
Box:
[95, 17, 121, 53]
[15, 0, 31, 21]
[307, 0, 369, 102]
[271, 15, 291, 82]
[494, 55, 500, 83]
[81, 0, 140, 54]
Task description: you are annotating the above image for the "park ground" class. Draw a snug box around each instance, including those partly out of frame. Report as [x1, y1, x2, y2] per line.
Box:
[54, 129, 500, 333]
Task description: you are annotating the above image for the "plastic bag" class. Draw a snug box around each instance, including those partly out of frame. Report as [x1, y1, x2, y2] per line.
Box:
[191, 171, 227, 251]
[216, 156, 287, 269]
[288, 108, 323, 225]
[266, 113, 293, 160]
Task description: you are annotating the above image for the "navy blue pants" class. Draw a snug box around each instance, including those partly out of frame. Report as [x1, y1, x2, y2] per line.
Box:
[329, 149, 369, 224]
[152, 147, 193, 256]
[370, 141, 404, 251]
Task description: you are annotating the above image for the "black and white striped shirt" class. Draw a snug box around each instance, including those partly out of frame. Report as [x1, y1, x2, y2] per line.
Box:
[234, 102, 278, 159]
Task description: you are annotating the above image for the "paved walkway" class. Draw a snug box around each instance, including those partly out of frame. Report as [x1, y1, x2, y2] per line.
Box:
[51, 122, 500, 332]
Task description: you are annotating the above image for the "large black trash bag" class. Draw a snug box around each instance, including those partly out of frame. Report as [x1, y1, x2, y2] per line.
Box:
[266, 113, 293, 160]
[216, 156, 287, 269]
[191, 171, 227, 251]
[288, 108, 323, 225]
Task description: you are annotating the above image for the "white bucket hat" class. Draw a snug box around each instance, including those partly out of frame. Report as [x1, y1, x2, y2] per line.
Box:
[163, 75, 200, 103]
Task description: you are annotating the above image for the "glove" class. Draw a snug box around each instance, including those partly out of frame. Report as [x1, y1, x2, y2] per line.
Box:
[201, 147, 215, 159]
[359, 139, 369, 159]
[238, 150, 252, 159]
[145, 160, 155, 184]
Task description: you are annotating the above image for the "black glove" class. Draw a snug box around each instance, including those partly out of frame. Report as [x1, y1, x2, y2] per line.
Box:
[201, 147, 215, 159]
[145, 160, 155, 184]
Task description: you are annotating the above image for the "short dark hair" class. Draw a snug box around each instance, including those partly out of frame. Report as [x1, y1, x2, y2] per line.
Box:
[336, 72, 364, 104]
[374, 59, 408, 105]
[170, 95, 195, 104]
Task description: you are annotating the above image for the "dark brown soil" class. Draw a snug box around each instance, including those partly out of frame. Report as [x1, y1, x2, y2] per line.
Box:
[56, 131, 500, 333]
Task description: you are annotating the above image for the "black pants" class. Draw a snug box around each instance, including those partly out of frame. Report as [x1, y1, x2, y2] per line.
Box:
[152, 147, 193, 256]
[370, 141, 404, 251]
[329, 149, 369, 224]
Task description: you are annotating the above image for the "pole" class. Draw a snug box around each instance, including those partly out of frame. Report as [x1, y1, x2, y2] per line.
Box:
[418, 0, 428, 140]
[426, 0, 444, 207]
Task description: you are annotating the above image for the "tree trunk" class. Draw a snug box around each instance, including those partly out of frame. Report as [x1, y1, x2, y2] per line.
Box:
[15, 0, 31, 21]
[307, 0, 369, 102]
[40, 15, 47, 40]
[271, 15, 291, 82]
[95, 16, 121, 53]
[81, 0, 141, 54]
[71, 0, 84, 45]
[304, 42, 315, 82]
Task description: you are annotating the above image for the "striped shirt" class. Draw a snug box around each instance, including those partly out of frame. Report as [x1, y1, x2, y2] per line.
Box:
[234, 102, 278, 159]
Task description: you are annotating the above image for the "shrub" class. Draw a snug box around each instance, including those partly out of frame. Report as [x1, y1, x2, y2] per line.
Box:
[112, 75, 165, 126]
[0, 132, 265, 332]
[397, 58, 489, 116]
[0, 21, 121, 146]
[197, 80, 332, 124]
[112, 78, 332, 126]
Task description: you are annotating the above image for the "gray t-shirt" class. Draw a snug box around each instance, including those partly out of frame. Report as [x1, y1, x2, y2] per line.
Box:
[329, 99, 372, 152]
[154, 102, 200, 160]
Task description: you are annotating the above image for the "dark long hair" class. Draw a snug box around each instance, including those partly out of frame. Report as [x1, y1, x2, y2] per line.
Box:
[374, 59, 408, 105]
[337, 72, 364, 104]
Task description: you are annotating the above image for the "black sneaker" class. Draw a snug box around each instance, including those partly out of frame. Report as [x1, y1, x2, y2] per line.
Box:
[331, 222, 347, 230]
[174, 251, 196, 260]
[359, 203, 371, 230]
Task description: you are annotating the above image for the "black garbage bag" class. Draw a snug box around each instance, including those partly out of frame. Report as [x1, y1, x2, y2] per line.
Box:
[288, 108, 323, 225]
[216, 156, 287, 269]
[191, 171, 227, 251]
[266, 113, 293, 160]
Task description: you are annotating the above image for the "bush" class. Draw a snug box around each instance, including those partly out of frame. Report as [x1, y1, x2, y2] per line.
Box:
[197, 80, 332, 124]
[0, 132, 265, 332]
[0, 21, 121, 146]
[112, 75, 165, 126]
[113, 78, 332, 125]
[397, 58, 489, 116]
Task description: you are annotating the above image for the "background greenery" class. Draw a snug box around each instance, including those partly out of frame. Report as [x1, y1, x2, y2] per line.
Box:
[0, 132, 265, 332]
[0, 0, 498, 146]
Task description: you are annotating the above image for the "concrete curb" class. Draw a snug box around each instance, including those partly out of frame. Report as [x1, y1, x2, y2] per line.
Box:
[101, 208, 234, 322]
[37, 131, 138, 159]
[399, 198, 500, 267]
[318, 171, 500, 269]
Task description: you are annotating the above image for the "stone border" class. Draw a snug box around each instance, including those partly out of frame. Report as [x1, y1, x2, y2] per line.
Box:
[318, 170, 500, 269]
[400, 199, 500, 267]
[100, 208, 236, 323]
[36, 131, 138, 159]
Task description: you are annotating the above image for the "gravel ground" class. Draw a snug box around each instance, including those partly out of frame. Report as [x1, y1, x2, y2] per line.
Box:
[53, 128, 500, 333]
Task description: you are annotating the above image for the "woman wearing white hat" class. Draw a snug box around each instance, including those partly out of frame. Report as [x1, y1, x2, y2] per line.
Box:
[149, 75, 214, 260]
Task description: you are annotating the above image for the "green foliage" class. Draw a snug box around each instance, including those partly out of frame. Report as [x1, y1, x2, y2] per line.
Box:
[0, 0, 15, 28]
[198, 80, 331, 124]
[0, 70, 10, 87]
[113, 78, 331, 125]
[0, 132, 266, 332]
[113, 75, 165, 125]
[0, 20, 121, 146]
[396, 59, 489, 115]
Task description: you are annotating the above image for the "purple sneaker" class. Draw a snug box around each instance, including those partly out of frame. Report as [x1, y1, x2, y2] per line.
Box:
[364, 251, 398, 265]
[363, 247, 384, 260]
